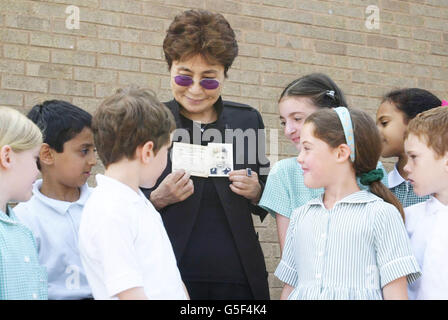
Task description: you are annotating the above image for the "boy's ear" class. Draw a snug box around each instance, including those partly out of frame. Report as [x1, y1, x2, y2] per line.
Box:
[0, 145, 13, 169]
[335, 143, 352, 162]
[39, 143, 55, 166]
[140, 141, 155, 164]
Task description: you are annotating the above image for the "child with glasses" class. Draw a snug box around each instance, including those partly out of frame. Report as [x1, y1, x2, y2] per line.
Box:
[275, 107, 420, 300]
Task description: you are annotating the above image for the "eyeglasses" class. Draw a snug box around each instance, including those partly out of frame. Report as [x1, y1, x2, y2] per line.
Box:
[174, 75, 220, 90]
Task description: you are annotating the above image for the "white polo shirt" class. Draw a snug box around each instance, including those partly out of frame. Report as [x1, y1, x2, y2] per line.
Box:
[14, 179, 93, 300]
[79, 174, 187, 300]
[405, 196, 448, 299]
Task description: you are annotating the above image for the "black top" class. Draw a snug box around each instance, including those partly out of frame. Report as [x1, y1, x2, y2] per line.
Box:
[177, 112, 247, 284]
[142, 97, 270, 299]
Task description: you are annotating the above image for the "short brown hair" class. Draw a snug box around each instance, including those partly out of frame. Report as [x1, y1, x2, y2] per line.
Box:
[92, 87, 175, 168]
[405, 106, 448, 158]
[163, 9, 238, 77]
[305, 108, 405, 220]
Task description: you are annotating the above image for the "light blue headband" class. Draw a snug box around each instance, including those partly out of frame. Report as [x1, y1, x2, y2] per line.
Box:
[333, 107, 355, 162]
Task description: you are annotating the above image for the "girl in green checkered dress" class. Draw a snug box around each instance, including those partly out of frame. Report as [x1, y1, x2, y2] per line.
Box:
[376, 88, 441, 208]
[259, 74, 388, 251]
[0, 107, 48, 300]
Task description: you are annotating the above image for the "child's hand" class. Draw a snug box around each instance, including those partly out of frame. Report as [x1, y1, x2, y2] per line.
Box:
[150, 170, 194, 210]
[228, 169, 262, 204]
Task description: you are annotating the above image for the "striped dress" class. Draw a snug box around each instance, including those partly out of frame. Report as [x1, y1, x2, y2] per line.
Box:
[275, 190, 421, 300]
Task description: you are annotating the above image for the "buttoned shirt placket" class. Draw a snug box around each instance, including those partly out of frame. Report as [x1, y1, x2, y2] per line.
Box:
[315, 206, 331, 294]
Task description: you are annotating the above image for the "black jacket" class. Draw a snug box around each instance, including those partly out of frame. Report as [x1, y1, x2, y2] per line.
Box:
[142, 97, 270, 299]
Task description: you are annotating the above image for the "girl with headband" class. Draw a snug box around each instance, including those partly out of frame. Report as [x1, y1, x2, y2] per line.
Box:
[275, 107, 421, 300]
[258, 73, 388, 252]
[376, 88, 441, 208]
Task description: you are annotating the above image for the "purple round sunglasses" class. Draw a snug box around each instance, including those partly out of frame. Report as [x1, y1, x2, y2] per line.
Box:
[174, 75, 220, 90]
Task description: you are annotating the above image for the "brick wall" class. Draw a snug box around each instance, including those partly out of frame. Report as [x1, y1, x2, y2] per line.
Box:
[1, 0, 447, 299]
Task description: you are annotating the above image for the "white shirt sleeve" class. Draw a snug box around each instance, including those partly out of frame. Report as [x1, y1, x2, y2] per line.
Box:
[93, 211, 144, 298]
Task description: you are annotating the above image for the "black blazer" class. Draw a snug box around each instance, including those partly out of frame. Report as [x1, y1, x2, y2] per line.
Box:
[142, 97, 270, 299]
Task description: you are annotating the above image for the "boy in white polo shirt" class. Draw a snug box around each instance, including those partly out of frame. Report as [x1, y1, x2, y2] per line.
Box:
[403, 106, 448, 299]
[14, 100, 96, 300]
[79, 87, 188, 300]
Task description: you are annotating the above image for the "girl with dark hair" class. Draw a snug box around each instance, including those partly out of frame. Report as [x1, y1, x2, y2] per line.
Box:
[275, 107, 421, 300]
[259, 73, 388, 251]
[376, 88, 441, 207]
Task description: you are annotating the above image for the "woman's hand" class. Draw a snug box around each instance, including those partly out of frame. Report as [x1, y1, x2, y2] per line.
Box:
[228, 169, 262, 204]
[150, 170, 194, 210]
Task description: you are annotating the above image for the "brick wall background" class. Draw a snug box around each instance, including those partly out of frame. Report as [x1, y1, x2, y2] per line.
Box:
[1, 0, 447, 299]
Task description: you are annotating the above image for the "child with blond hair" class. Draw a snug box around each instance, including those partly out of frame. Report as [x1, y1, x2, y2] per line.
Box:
[0, 107, 47, 300]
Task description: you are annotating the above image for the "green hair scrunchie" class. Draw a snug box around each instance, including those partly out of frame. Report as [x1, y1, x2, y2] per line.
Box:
[360, 169, 384, 186]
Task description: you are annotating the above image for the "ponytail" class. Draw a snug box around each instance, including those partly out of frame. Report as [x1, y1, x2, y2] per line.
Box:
[359, 168, 405, 221]
[369, 181, 405, 221]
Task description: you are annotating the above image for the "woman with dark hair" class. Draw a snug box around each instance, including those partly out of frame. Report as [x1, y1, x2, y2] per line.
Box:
[142, 9, 270, 300]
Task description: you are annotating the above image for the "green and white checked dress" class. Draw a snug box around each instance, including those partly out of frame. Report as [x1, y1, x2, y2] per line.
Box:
[388, 165, 429, 208]
[0, 206, 47, 300]
[275, 190, 421, 300]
